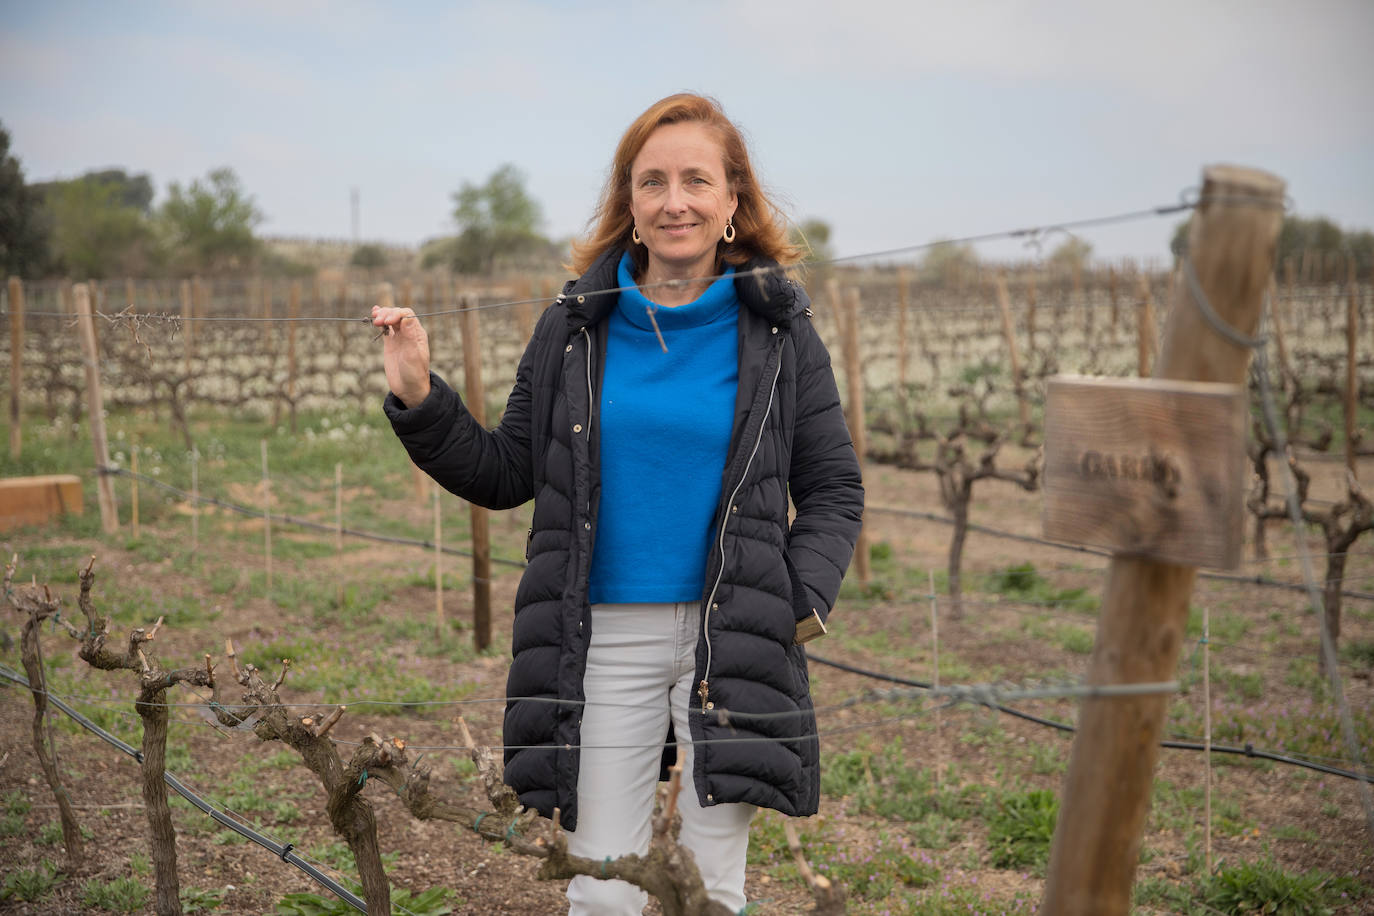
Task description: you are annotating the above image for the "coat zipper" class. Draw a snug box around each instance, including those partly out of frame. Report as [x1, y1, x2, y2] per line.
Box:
[580, 327, 593, 445]
[699, 338, 785, 711]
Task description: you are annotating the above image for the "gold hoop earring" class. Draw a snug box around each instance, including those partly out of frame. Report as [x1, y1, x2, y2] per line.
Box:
[632, 227, 642, 245]
[723, 218, 735, 243]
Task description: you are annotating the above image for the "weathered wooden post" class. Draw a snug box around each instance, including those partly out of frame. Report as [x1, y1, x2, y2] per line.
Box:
[74, 284, 119, 532]
[288, 281, 301, 432]
[261, 439, 273, 594]
[1345, 258, 1358, 476]
[8, 276, 23, 460]
[1107, 265, 1120, 342]
[896, 268, 910, 418]
[1135, 273, 1156, 377]
[1039, 165, 1284, 916]
[460, 292, 493, 651]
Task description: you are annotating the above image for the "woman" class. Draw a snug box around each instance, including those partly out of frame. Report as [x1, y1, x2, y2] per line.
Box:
[374, 93, 863, 915]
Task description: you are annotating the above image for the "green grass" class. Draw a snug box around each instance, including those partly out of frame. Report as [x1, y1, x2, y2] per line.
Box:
[1202, 858, 1367, 915]
[0, 860, 62, 902]
[981, 562, 1099, 614]
[747, 815, 941, 905]
[985, 788, 1057, 871]
[235, 634, 478, 713]
[80, 875, 151, 912]
[822, 739, 991, 826]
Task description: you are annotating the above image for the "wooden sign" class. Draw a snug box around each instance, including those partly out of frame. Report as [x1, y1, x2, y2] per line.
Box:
[1042, 375, 1246, 569]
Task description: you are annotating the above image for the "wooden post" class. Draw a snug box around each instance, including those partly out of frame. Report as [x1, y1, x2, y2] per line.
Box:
[1203, 604, 1213, 877]
[1135, 273, 1156, 377]
[896, 268, 910, 406]
[461, 292, 492, 651]
[288, 281, 301, 433]
[260, 277, 272, 356]
[189, 276, 206, 376]
[1346, 258, 1358, 477]
[1027, 269, 1038, 353]
[837, 285, 871, 585]
[994, 271, 1031, 434]
[434, 482, 444, 641]
[928, 569, 941, 791]
[131, 447, 140, 539]
[261, 439, 272, 595]
[1039, 165, 1285, 916]
[191, 447, 199, 562]
[74, 284, 118, 533]
[335, 463, 344, 610]
[180, 280, 193, 377]
[1108, 265, 1120, 341]
[8, 277, 23, 460]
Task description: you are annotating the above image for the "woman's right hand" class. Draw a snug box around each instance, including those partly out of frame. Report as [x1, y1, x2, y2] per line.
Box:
[371, 305, 432, 408]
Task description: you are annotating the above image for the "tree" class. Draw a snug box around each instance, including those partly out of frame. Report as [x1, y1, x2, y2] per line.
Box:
[449, 164, 549, 273]
[1047, 236, 1092, 273]
[918, 239, 979, 286]
[0, 122, 51, 277]
[1173, 214, 1374, 280]
[790, 218, 834, 264]
[350, 243, 388, 271]
[159, 167, 262, 273]
[45, 176, 156, 278]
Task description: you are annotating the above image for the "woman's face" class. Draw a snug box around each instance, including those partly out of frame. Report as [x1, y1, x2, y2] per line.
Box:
[629, 121, 737, 283]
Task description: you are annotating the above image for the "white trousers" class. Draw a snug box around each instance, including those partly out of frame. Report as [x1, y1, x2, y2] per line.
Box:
[566, 601, 755, 915]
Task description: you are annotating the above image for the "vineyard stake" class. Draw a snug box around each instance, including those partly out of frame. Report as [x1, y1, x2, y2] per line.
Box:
[131, 446, 140, 539]
[288, 281, 301, 433]
[190, 446, 199, 562]
[75, 283, 118, 533]
[336, 462, 344, 610]
[1108, 265, 1120, 342]
[261, 439, 272, 595]
[434, 480, 444, 641]
[1345, 257, 1358, 477]
[8, 276, 23, 461]
[1134, 272, 1156, 377]
[461, 292, 493, 651]
[928, 569, 941, 791]
[180, 280, 193, 378]
[1203, 604, 1213, 877]
[1040, 164, 1285, 916]
[897, 267, 910, 409]
[191, 276, 205, 358]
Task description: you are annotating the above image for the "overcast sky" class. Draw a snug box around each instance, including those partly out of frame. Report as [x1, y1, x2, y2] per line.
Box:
[3, 0, 1371, 264]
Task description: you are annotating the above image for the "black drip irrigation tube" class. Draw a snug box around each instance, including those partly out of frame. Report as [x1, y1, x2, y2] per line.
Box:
[0, 664, 368, 914]
[806, 652, 1374, 783]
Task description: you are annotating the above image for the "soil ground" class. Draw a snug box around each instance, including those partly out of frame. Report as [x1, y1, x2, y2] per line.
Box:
[2, 451, 1372, 915]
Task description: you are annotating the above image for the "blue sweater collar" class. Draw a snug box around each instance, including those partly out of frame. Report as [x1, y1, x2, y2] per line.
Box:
[616, 252, 737, 331]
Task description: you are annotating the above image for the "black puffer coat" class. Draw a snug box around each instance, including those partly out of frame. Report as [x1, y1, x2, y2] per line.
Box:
[385, 247, 863, 830]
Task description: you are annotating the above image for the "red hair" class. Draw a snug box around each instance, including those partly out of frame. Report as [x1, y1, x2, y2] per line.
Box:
[569, 93, 800, 277]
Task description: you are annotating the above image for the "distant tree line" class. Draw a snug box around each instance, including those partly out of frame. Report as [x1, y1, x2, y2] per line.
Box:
[2, 122, 272, 279]
[1173, 214, 1374, 281]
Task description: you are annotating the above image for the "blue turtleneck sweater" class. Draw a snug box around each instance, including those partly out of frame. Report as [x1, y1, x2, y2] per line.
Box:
[588, 254, 740, 605]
